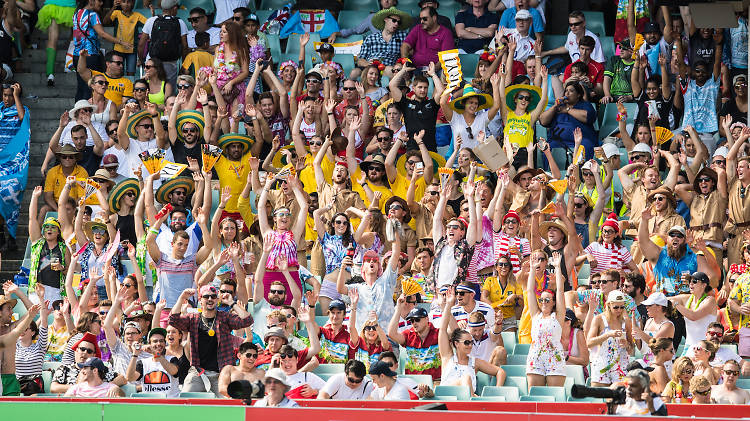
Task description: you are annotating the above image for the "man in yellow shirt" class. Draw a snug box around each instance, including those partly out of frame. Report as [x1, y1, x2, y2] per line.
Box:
[40, 145, 89, 224]
[352, 154, 393, 213]
[215, 133, 253, 219]
[384, 129, 436, 211]
[77, 51, 134, 106]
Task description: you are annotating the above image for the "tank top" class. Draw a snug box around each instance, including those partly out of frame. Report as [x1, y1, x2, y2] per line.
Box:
[503, 110, 534, 147]
[299, 118, 316, 142]
[544, 245, 570, 291]
[115, 214, 137, 246]
[140, 357, 179, 397]
[683, 294, 714, 351]
[442, 354, 476, 392]
[639, 318, 674, 364]
[148, 81, 166, 105]
[91, 99, 113, 126]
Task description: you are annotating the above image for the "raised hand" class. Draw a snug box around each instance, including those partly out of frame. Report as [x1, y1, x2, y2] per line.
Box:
[348, 288, 359, 307]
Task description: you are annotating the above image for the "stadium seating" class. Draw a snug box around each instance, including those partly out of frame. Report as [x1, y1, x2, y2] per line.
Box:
[434, 385, 471, 400]
[507, 354, 528, 365]
[513, 343, 531, 356]
[459, 54, 480, 78]
[504, 376, 528, 395]
[470, 396, 506, 401]
[565, 365, 586, 387]
[343, 0, 379, 12]
[338, 10, 372, 27]
[179, 392, 216, 398]
[600, 36, 615, 62]
[582, 11, 606, 37]
[313, 363, 345, 374]
[285, 33, 322, 55]
[501, 365, 526, 378]
[520, 395, 554, 402]
[529, 386, 566, 402]
[501, 332, 517, 355]
[577, 263, 591, 284]
[260, 0, 290, 10]
[121, 384, 137, 396]
[482, 386, 520, 402]
[131, 392, 168, 398]
[475, 372, 498, 394]
[599, 102, 638, 138]
[401, 374, 435, 387]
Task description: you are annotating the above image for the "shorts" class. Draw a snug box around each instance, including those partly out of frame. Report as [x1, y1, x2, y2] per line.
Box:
[1, 373, 21, 396]
[501, 316, 517, 332]
[526, 346, 566, 377]
[739, 327, 750, 357]
[319, 279, 341, 301]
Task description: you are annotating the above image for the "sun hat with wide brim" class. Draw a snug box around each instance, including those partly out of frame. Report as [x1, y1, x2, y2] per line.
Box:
[360, 154, 387, 173]
[385, 196, 411, 223]
[126, 110, 154, 139]
[396, 151, 446, 177]
[450, 85, 493, 112]
[693, 167, 718, 193]
[512, 166, 543, 184]
[83, 217, 109, 242]
[108, 178, 140, 213]
[155, 176, 195, 205]
[218, 133, 253, 156]
[272, 145, 298, 169]
[175, 110, 205, 141]
[68, 100, 95, 119]
[647, 185, 677, 209]
[0, 295, 17, 311]
[539, 218, 568, 238]
[505, 84, 543, 111]
[372, 7, 413, 31]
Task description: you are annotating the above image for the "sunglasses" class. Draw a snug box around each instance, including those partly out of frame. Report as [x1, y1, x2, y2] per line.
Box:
[144, 64, 155, 69]
[574, 202, 585, 208]
[78, 347, 95, 354]
[52, 303, 63, 311]
[390, 204, 404, 211]
[724, 370, 740, 376]
[182, 127, 197, 134]
[279, 351, 296, 359]
[133, 87, 147, 92]
[569, 21, 584, 26]
[456, 291, 470, 296]
[427, 191, 439, 196]
[602, 229, 616, 235]
[108, 60, 124, 66]
[682, 369, 694, 375]
[95, 80, 109, 86]
[177, 84, 192, 90]
[188, 16, 203, 22]
[305, 79, 321, 84]
[653, 196, 666, 202]
[363, 257, 379, 263]
[419, 16, 429, 22]
[405, 299, 417, 304]
[342, 87, 356, 91]
[347, 376, 363, 384]
[310, 140, 324, 146]
[689, 279, 706, 284]
[446, 224, 463, 230]
[589, 280, 601, 286]
[632, 154, 650, 160]
[517, 94, 531, 101]
[241, 352, 257, 358]
[275, 212, 292, 218]
[99, 310, 108, 316]
[60, 155, 77, 160]
[668, 232, 685, 238]
[107, 129, 118, 135]
[138, 124, 154, 130]
[407, 160, 422, 165]
[377, 136, 392, 142]
[698, 177, 713, 183]
[388, 17, 401, 24]
[611, 305, 625, 310]
[407, 317, 424, 323]
[694, 389, 711, 395]
[92, 227, 107, 235]
[497, 261, 511, 267]
[269, 289, 285, 295]
[122, 283, 134, 288]
[539, 297, 553, 303]
[708, 331, 723, 337]
[202, 294, 217, 299]
[582, 171, 593, 177]
[457, 339, 473, 346]
[219, 289, 234, 295]
[334, 219, 348, 225]
[363, 325, 377, 331]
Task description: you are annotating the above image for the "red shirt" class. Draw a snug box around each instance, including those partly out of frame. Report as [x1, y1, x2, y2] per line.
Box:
[401, 324, 441, 380]
[563, 59, 605, 85]
[317, 325, 351, 364]
[255, 347, 310, 370]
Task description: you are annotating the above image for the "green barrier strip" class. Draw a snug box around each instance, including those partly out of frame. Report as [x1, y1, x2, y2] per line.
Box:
[2, 402, 246, 421]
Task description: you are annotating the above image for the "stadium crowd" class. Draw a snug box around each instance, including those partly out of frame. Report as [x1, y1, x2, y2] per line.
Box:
[1, 0, 750, 413]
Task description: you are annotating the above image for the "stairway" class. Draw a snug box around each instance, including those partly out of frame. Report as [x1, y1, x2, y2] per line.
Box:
[3, 33, 77, 280]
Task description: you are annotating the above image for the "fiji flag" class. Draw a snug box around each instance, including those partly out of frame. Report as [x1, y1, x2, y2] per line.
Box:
[0, 106, 30, 238]
[280, 9, 340, 39]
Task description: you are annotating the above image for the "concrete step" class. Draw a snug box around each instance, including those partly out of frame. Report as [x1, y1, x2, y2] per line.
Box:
[23, 84, 77, 99]
[25, 97, 75, 112]
[15, 72, 78, 88]
[22, 49, 68, 65]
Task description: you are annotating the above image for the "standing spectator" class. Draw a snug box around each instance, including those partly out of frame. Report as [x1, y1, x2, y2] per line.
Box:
[631, 54, 682, 130]
[440, 75, 501, 150]
[169, 285, 254, 396]
[588, 290, 634, 386]
[138, 0, 188, 90]
[143, 58, 172, 108]
[27, 189, 69, 301]
[388, 63, 443, 150]
[102, 0, 146, 76]
[0, 304, 39, 396]
[355, 7, 411, 79]
[76, 51, 134, 107]
[720, 75, 748, 129]
[186, 7, 219, 52]
[498, 0, 544, 40]
[37, 0, 75, 86]
[14, 286, 51, 395]
[401, 6, 455, 69]
[213, 22, 249, 112]
[41, 145, 88, 222]
[455, 0, 499, 54]
[541, 11, 605, 64]
[670, 272, 718, 352]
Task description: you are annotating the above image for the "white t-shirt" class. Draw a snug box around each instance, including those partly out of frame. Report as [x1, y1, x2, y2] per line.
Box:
[435, 243, 458, 288]
[565, 30, 605, 63]
[213, 0, 249, 25]
[615, 395, 666, 416]
[286, 371, 327, 395]
[321, 372, 374, 400]
[449, 110, 490, 150]
[187, 26, 220, 49]
[137, 356, 180, 397]
[370, 380, 411, 400]
[142, 15, 189, 61]
[120, 137, 174, 187]
[470, 328, 497, 361]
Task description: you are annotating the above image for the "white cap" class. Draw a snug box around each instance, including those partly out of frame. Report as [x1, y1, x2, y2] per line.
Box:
[642, 291, 668, 307]
[515, 9, 532, 20]
[602, 143, 619, 159]
[631, 143, 652, 154]
[668, 225, 686, 236]
[713, 146, 729, 158]
[264, 368, 291, 387]
[607, 290, 626, 303]
[582, 160, 594, 171]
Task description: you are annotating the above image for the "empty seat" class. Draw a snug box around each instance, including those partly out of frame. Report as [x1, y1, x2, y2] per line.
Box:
[471, 396, 506, 401]
[507, 354, 528, 365]
[459, 54, 480, 78]
[529, 385, 566, 402]
[520, 395, 555, 402]
[400, 374, 434, 387]
[583, 11, 606, 37]
[500, 332, 517, 355]
[482, 386, 520, 402]
[315, 315, 330, 326]
[130, 392, 167, 398]
[565, 365, 586, 387]
[179, 392, 216, 398]
[500, 365, 526, 378]
[577, 263, 591, 284]
[343, 0, 379, 11]
[313, 363, 345, 374]
[600, 36, 615, 61]
[513, 343, 531, 356]
[338, 10, 372, 27]
[260, 0, 291, 10]
[285, 33, 321, 55]
[475, 371, 497, 395]
[504, 376, 528, 395]
[434, 385, 471, 401]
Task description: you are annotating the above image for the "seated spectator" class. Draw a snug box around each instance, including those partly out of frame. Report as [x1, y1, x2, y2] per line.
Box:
[541, 11, 605, 64]
[186, 7, 220, 52]
[52, 332, 125, 394]
[690, 375, 713, 404]
[662, 356, 694, 403]
[251, 369, 300, 407]
[218, 342, 264, 398]
[277, 345, 326, 399]
[65, 357, 124, 397]
[125, 327, 180, 397]
[40, 145, 89, 224]
[317, 359, 374, 399]
[14, 286, 51, 395]
[539, 82, 597, 160]
[455, 0, 499, 54]
[401, 6, 455, 69]
[615, 368, 668, 415]
[711, 360, 750, 404]
[562, 36, 604, 98]
[499, 0, 544, 39]
[719, 75, 748, 135]
[368, 360, 410, 400]
[354, 7, 411, 79]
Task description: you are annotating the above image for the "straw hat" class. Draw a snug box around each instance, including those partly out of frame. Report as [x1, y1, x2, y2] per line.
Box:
[68, 100, 95, 119]
[108, 178, 140, 213]
[539, 218, 568, 238]
[450, 85, 493, 112]
[155, 176, 194, 205]
[175, 110, 205, 141]
[271, 145, 298, 169]
[647, 186, 676, 209]
[56, 144, 80, 157]
[512, 166, 543, 183]
[0, 295, 17, 310]
[83, 217, 108, 242]
[372, 7, 413, 31]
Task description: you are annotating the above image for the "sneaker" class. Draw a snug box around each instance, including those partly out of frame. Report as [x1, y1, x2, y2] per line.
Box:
[47, 74, 54, 87]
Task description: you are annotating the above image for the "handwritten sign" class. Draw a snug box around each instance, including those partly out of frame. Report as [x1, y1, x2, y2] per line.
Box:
[438, 49, 463, 92]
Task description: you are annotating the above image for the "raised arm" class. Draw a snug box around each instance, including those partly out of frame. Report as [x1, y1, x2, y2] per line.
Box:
[432, 181, 452, 243]
[29, 186, 43, 242]
[388, 295, 408, 346]
[637, 208, 661, 263]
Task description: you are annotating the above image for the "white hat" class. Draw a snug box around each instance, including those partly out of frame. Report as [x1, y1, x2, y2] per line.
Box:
[602, 143, 620, 159]
[582, 160, 595, 171]
[668, 225, 686, 236]
[69, 100, 95, 119]
[264, 368, 291, 387]
[631, 143, 652, 155]
[515, 9, 532, 20]
[713, 146, 729, 159]
[607, 290, 626, 303]
[641, 291, 668, 307]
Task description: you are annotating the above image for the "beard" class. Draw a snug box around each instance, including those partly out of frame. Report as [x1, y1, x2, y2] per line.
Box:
[667, 243, 687, 259]
[269, 295, 285, 306]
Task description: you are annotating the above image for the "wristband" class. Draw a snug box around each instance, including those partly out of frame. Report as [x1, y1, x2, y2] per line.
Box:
[327, 112, 334, 115]
[322, 77, 329, 81]
[616, 112, 626, 122]
[308, 304, 316, 309]
[148, 228, 159, 235]
[151, 113, 159, 118]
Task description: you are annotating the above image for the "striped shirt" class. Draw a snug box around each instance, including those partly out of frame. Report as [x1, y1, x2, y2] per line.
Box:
[584, 242, 633, 274]
[15, 325, 48, 377]
[492, 230, 531, 275]
[466, 216, 497, 283]
[451, 301, 496, 327]
[156, 253, 199, 308]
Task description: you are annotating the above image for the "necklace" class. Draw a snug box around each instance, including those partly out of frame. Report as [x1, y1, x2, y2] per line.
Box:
[201, 314, 216, 337]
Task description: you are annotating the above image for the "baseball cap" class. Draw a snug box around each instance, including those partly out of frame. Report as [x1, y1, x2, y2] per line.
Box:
[123, 320, 141, 333]
[668, 225, 686, 236]
[607, 290, 626, 303]
[641, 292, 668, 307]
[317, 43, 334, 53]
[328, 299, 346, 311]
[369, 360, 397, 377]
[148, 327, 167, 341]
[632, 143, 652, 154]
[77, 357, 108, 373]
[264, 368, 291, 386]
[305, 70, 323, 81]
[199, 285, 217, 296]
[602, 143, 619, 159]
[643, 22, 660, 33]
[406, 307, 428, 321]
[515, 9, 531, 20]
[102, 154, 119, 168]
[245, 13, 259, 23]
[713, 146, 729, 158]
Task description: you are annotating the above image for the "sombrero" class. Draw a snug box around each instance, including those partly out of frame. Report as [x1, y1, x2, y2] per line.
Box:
[505, 84, 543, 111]
[218, 133, 253, 156]
[539, 218, 568, 238]
[155, 176, 195, 205]
[126, 110, 153, 139]
[83, 217, 109, 242]
[272, 145, 298, 169]
[372, 7, 413, 31]
[175, 110, 205, 141]
[108, 178, 140, 213]
[449, 85, 493, 112]
[693, 167, 718, 194]
[396, 151, 446, 177]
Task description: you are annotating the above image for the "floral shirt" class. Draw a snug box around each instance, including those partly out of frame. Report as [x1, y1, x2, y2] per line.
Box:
[730, 272, 750, 329]
[53, 362, 119, 385]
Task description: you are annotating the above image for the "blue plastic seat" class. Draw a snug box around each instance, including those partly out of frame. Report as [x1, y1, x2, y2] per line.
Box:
[501, 332, 517, 355]
[179, 392, 216, 398]
[459, 54, 480, 79]
[600, 36, 615, 61]
[577, 263, 591, 285]
[543, 34, 567, 51]
[434, 385, 471, 400]
[565, 365, 586, 387]
[529, 385, 566, 402]
[583, 11, 606, 37]
[482, 386, 520, 402]
[520, 395, 555, 402]
[131, 392, 167, 398]
[260, 0, 291, 10]
[285, 33, 321, 55]
[507, 354, 528, 365]
[338, 10, 372, 28]
[401, 374, 434, 387]
[513, 343, 531, 356]
[504, 376, 528, 395]
[343, 0, 379, 12]
[599, 102, 638, 137]
[500, 365, 526, 378]
[313, 363, 345, 374]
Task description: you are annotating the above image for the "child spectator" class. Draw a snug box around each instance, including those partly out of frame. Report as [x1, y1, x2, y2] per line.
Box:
[181, 31, 214, 84]
[103, 0, 146, 76]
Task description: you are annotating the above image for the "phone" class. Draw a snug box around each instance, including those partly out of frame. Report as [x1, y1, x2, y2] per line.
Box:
[416, 162, 424, 170]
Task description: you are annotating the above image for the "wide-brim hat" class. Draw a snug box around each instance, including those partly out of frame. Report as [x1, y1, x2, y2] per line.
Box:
[218, 133, 253, 156]
[272, 145, 298, 169]
[372, 7, 413, 31]
[396, 151, 446, 177]
[450, 85, 493, 112]
[385, 196, 411, 223]
[647, 185, 677, 209]
[512, 166, 543, 183]
[69, 100, 95, 119]
[539, 218, 568, 238]
[175, 110, 205, 141]
[0, 295, 17, 311]
[155, 176, 194, 205]
[83, 217, 109, 242]
[57, 144, 80, 156]
[126, 110, 153, 139]
[505, 84, 543, 111]
[108, 178, 140, 213]
[693, 167, 718, 193]
[360, 154, 387, 173]
[91, 168, 114, 184]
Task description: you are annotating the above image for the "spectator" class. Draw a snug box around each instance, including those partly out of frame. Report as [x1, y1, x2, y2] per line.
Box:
[602, 39, 635, 103]
[213, 22, 249, 112]
[186, 7, 219, 52]
[252, 368, 299, 407]
[720, 75, 748, 130]
[218, 342, 264, 398]
[631, 54, 682, 130]
[37, 0, 75, 86]
[102, 0, 146, 76]
[278, 344, 326, 399]
[662, 356, 694, 403]
[355, 7, 412, 79]
[52, 332, 125, 394]
[588, 290, 634, 386]
[711, 360, 750, 403]
[368, 360, 410, 400]
[499, 0, 543, 40]
[328, 0, 399, 42]
[138, 0, 188, 90]
[318, 359, 374, 399]
[64, 357, 123, 397]
[14, 287, 50, 395]
[539, 82, 597, 160]
[143, 57, 172, 108]
[615, 368, 668, 415]
[455, 0, 499, 54]
[0, 302, 40, 396]
[333, 79, 375, 132]
[401, 6, 455, 69]
[125, 327, 180, 397]
[440, 75, 501, 150]
[77, 51, 134, 107]
[562, 36, 604, 98]
[182, 32, 214, 82]
[541, 11, 605, 64]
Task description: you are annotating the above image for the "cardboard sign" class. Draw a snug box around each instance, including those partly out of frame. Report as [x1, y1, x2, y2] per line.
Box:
[160, 161, 187, 179]
[438, 49, 463, 92]
[314, 40, 363, 56]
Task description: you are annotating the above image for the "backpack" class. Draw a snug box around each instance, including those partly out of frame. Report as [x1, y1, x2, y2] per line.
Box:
[148, 15, 181, 61]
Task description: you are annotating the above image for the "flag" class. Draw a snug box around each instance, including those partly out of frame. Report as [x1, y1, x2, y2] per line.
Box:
[280, 9, 340, 39]
[0, 106, 30, 237]
[260, 3, 292, 34]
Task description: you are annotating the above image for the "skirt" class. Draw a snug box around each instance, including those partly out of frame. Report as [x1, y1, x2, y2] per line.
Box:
[36, 4, 75, 31]
[262, 270, 301, 305]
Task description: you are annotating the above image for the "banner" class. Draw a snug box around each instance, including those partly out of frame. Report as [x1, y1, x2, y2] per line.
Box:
[280, 9, 340, 39]
[313, 40, 363, 56]
[438, 49, 463, 93]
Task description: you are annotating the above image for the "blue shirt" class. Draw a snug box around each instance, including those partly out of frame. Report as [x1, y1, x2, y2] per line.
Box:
[499, 7, 544, 36]
[358, 29, 408, 65]
[72, 9, 101, 56]
[682, 76, 720, 133]
[653, 246, 698, 296]
[545, 100, 598, 155]
[455, 7, 499, 53]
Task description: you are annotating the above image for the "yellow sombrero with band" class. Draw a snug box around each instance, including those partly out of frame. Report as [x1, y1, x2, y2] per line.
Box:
[155, 176, 195, 205]
[175, 110, 205, 141]
[108, 178, 140, 213]
[272, 145, 298, 169]
[396, 151, 447, 177]
[505, 84, 543, 110]
[218, 133, 253, 156]
[83, 217, 108, 242]
[449, 85, 493, 112]
[126, 110, 154, 139]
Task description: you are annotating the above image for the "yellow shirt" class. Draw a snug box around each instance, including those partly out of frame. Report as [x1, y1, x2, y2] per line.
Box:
[44, 165, 89, 202]
[482, 276, 522, 319]
[503, 111, 534, 148]
[110, 10, 146, 54]
[351, 168, 393, 213]
[182, 51, 215, 85]
[91, 70, 133, 106]
[299, 153, 334, 195]
[215, 154, 251, 213]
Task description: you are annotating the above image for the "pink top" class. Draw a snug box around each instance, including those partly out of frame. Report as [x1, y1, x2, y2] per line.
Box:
[265, 230, 299, 270]
[64, 381, 116, 397]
